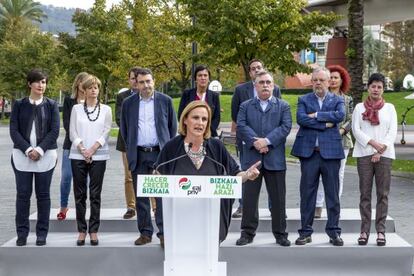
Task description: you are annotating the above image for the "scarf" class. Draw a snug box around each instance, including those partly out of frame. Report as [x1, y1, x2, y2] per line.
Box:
[362, 97, 384, 125]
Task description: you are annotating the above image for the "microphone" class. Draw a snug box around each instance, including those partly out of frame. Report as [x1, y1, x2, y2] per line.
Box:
[202, 140, 228, 176]
[153, 142, 193, 174]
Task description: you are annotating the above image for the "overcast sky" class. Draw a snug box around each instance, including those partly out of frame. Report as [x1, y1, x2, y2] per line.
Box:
[38, 0, 122, 10]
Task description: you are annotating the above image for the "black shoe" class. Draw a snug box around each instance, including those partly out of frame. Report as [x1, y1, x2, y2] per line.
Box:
[329, 236, 344, 246]
[76, 239, 85, 246]
[276, 237, 291, 247]
[16, 237, 27, 246]
[295, 235, 312, 245]
[236, 236, 253, 246]
[90, 239, 99, 246]
[36, 239, 46, 246]
[123, 209, 136, 219]
[159, 235, 164, 249]
[232, 207, 242, 218]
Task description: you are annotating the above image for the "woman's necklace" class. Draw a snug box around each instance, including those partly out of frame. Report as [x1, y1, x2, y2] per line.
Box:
[185, 143, 204, 169]
[83, 100, 100, 122]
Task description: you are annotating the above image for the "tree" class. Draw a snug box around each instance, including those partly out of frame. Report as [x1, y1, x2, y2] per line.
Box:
[0, 0, 46, 33]
[123, 0, 194, 92]
[59, 0, 131, 102]
[0, 20, 65, 111]
[176, 0, 339, 81]
[347, 0, 364, 104]
[382, 20, 414, 85]
[363, 27, 388, 78]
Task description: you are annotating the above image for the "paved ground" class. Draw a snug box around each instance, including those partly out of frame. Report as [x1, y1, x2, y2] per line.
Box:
[1, 125, 414, 271]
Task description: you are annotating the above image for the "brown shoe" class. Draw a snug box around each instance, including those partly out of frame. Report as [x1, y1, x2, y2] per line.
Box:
[123, 209, 136, 219]
[314, 207, 322, 218]
[134, 235, 152, 246]
[159, 235, 164, 249]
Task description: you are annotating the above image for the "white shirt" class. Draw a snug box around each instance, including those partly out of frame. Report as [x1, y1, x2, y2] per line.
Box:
[12, 97, 58, 172]
[137, 95, 159, 147]
[352, 102, 397, 159]
[69, 103, 112, 161]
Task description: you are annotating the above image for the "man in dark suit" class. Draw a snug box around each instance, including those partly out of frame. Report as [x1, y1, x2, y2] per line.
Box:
[236, 71, 292, 247]
[115, 67, 140, 220]
[291, 67, 345, 246]
[177, 65, 220, 137]
[230, 59, 281, 218]
[120, 68, 177, 247]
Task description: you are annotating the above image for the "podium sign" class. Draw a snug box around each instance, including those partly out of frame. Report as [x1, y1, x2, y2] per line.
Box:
[136, 175, 241, 199]
[137, 175, 241, 276]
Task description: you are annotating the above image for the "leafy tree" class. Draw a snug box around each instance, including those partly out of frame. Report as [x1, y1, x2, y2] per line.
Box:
[363, 27, 388, 78]
[382, 20, 414, 85]
[347, 0, 364, 104]
[176, 0, 339, 81]
[123, 0, 194, 92]
[59, 0, 131, 102]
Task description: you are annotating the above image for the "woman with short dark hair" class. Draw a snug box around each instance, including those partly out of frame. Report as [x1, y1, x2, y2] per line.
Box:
[10, 69, 60, 246]
[352, 73, 397, 246]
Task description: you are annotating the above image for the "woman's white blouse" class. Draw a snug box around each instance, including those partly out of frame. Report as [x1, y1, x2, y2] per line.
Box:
[69, 103, 112, 161]
[352, 102, 397, 159]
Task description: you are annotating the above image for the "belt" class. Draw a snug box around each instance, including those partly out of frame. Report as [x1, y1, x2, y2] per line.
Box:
[314, 147, 320, 152]
[137, 146, 160, 152]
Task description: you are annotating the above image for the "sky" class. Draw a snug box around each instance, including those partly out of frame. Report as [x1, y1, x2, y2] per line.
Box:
[38, 0, 122, 10]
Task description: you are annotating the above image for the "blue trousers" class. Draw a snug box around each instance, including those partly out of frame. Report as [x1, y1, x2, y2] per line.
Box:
[12, 160, 54, 240]
[59, 149, 72, 208]
[298, 151, 341, 238]
[132, 149, 163, 238]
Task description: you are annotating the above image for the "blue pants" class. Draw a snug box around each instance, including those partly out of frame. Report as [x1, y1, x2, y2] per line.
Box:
[59, 149, 72, 208]
[298, 151, 341, 238]
[12, 160, 54, 240]
[132, 149, 163, 238]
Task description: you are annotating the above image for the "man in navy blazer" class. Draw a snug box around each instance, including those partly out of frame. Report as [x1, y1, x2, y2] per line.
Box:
[120, 68, 177, 247]
[236, 71, 292, 247]
[231, 59, 281, 218]
[291, 67, 345, 246]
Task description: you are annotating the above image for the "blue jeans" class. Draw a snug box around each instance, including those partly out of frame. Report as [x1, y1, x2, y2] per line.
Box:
[60, 149, 72, 208]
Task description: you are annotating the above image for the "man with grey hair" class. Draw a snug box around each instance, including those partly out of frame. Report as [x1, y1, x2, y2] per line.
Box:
[236, 70, 292, 246]
[291, 67, 345, 246]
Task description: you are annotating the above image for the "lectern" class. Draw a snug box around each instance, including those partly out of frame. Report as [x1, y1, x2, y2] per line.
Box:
[137, 175, 241, 276]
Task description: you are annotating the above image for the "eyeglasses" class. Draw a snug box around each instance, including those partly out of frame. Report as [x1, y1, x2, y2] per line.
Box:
[257, 80, 272, 85]
[311, 78, 328, 83]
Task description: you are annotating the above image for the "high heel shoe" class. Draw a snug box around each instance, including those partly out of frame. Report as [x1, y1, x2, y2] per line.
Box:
[57, 208, 69, 221]
[90, 233, 99, 246]
[357, 232, 369, 245]
[77, 233, 86, 246]
[377, 232, 386, 246]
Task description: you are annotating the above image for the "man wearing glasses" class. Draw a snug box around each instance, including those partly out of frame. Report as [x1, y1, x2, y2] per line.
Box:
[231, 59, 281, 218]
[235, 70, 292, 247]
[291, 67, 345, 246]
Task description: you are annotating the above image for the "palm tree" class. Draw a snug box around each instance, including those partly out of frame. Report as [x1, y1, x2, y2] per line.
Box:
[0, 0, 46, 26]
[347, 0, 364, 104]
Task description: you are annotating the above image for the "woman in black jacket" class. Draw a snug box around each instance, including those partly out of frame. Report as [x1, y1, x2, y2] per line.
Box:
[10, 69, 60, 246]
[177, 65, 221, 137]
[155, 101, 260, 242]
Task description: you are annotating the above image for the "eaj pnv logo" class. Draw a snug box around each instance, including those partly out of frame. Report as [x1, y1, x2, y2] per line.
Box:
[178, 177, 191, 190]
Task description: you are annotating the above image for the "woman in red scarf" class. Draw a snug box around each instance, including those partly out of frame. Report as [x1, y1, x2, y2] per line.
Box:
[352, 73, 397, 246]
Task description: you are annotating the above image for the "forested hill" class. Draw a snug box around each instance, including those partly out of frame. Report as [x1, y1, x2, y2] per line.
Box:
[35, 5, 77, 35]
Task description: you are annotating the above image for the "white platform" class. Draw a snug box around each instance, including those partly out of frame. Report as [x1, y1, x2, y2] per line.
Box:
[34, 208, 395, 233]
[0, 232, 412, 276]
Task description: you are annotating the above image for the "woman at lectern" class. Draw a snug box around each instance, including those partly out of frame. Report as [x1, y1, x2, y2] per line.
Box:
[154, 100, 260, 242]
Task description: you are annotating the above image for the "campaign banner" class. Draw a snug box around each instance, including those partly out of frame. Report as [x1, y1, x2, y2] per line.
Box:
[137, 175, 242, 199]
